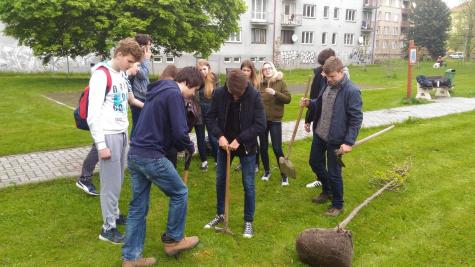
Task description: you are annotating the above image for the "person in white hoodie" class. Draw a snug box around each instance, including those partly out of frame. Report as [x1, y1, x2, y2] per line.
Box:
[87, 38, 143, 244]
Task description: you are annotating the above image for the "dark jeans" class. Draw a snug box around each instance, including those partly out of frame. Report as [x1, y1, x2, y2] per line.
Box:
[123, 154, 188, 260]
[130, 105, 142, 139]
[216, 149, 256, 222]
[79, 143, 98, 181]
[309, 134, 344, 209]
[259, 121, 285, 178]
[195, 103, 218, 162]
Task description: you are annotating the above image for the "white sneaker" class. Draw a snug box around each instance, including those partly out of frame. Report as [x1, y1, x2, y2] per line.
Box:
[281, 177, 289, 186]
[306, 180, 322, 188]
[200, 161, 208, 171]
[261, 172, 271, 181]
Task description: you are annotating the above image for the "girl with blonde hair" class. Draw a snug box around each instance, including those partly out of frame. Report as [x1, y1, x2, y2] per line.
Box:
[257, 61, 291, 186]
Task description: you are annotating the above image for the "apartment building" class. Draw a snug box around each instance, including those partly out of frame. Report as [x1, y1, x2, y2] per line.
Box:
[1, 0, 371, 73]
[373, 0, 404, 60]
[187, 0, 366, 73]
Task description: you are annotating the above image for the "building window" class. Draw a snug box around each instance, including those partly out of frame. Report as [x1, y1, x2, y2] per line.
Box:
[344, 33, 354, 45]
[392, 41, 397, 49]
[258, 57, 266, 62]
[301, 31, 314, 44]
[250, 57, 258, 62]
[153, 56, 162, 63]
[251, 0, 268, 20]
[393, 14, 398, 22]
[323, 6, 329, 18]
[378, 11, 382, 20]
[393, 27, 398, 35]
[345, 9, 356, 21]
[226, 30, 241, 42]
[224, 57, 231, 63]
[303, 4, 316, 18]
[252, 28, 267, 44]
[385, 12, 391, 21]
[331, 33, 337, 45]
[382, 40, 387, 49]
[166, 56, 174, 63]
[233, 57, 241, 63]
[321, 32, 327, 45]
[333, 8, 339, 19]
[362, 35, 370, 46]
[281, 30, 295, 44]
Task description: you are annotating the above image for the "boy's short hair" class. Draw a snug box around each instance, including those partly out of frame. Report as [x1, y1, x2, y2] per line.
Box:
[317, 48, 336, 65]
[114, 38, 143, 62]
[227, 69, 248, 97]
[323, 56, 344, 74]
[175, 66, 204, 88]
[135, 34, 152, 46]
[160, 64, 178, 81]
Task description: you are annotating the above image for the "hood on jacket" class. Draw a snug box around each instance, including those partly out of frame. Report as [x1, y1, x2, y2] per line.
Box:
[146, 80, 179, 101]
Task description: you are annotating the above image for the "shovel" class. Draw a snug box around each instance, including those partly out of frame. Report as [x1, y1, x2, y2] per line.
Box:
[215, 147, 233, 235]
[182, 150, 193, 185]
[279, 76, 313, 179]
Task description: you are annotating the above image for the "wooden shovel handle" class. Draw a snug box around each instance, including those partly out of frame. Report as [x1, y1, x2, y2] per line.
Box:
[224, 147, 231, 227]
[286, 76, 313, 158]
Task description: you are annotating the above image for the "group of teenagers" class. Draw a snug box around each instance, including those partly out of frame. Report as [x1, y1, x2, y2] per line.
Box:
[78, 34, 362, 267]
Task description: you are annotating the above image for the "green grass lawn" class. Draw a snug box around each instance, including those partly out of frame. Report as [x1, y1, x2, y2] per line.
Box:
[1, 110, 474, 266]
[1, 60, 475, 156]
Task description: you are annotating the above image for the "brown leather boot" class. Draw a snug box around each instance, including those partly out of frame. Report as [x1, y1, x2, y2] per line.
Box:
[312, 192, 332, 204]
[324, 207, 343, 217]
[163, 236, 199, 256]
[122, 257, 156, 267]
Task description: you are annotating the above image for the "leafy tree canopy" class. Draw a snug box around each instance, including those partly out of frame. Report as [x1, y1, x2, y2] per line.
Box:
[408, 0, 451, 59]
[0, 0, 246, 63]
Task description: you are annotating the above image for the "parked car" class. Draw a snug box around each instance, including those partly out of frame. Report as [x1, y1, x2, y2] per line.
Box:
[449, 52, 464, 59]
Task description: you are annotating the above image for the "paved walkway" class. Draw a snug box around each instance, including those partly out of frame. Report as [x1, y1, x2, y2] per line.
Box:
[1, 97, 475, 188]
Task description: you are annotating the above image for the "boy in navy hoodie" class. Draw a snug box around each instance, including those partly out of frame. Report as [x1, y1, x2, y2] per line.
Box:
[122, 67, 203, 266]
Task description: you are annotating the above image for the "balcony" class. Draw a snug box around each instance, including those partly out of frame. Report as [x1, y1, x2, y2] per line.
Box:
[363, 0, 378, 9]
[281, 14, 302, 27]
[251, 11, 273, 24]
[361, 20, 374, 31]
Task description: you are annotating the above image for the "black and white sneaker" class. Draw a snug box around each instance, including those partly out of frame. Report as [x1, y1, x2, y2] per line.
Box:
[200, 161, 208, 171]
[281, 177, 289, 186]
[243, 221, 253, 238]
[261, 171, 271, 181]
[99, 228, 124, 244]
[76, 179, 99, 196]
[204, 214, 224, 229]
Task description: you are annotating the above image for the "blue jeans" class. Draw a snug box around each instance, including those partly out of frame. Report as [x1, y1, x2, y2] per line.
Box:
[195, 103, 218, 162]
[309, 134, 344, 209]
[216, 149, 256, 222]
[122, 154, 188, 261]
[130, 105, 142, 139]
[259, 121, 285, 178]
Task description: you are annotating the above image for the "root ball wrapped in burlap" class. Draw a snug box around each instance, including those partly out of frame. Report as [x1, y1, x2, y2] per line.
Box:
[295, 228, 353, 267]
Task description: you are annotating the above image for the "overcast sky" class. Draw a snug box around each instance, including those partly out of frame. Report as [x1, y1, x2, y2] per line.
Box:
[443, 0, 466, 8]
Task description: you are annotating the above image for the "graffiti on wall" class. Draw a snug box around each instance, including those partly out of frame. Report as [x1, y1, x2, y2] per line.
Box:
[0, 45, 99, 72]
[278, 50, 316, 66]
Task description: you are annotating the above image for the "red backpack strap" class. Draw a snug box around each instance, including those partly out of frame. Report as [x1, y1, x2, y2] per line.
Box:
[96, 66, 112, 95]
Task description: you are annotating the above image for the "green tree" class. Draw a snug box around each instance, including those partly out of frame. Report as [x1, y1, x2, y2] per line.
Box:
[407, 0, 451, 59]
[448, 0, 475, 59]
[0, 0, 246, 63]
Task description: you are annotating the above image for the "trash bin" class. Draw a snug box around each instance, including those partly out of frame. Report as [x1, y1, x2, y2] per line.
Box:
[444, 69, 456, 85]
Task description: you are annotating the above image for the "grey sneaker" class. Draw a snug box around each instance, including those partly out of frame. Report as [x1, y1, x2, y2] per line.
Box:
[76, 179, 99, 196]
[243, 221, 253, 238]
[99, 228, 124, 244]
[204, 214, 224, 229]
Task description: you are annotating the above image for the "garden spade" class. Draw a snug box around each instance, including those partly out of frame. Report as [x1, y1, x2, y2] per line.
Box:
[279, 76, 312, 179]
[215, 147, 233, 235]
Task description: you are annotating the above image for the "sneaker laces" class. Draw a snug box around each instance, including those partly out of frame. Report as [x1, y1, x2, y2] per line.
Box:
[208, 214, 223, 226]
[244, 222, 253, 234]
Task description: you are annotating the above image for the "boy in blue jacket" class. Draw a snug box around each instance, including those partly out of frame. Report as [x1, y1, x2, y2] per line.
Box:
[300, 57, 362, 217]
[122, 67, 203, 266]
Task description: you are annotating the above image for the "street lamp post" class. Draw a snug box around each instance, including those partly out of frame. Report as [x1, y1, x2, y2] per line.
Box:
[370, 2, 378, 64]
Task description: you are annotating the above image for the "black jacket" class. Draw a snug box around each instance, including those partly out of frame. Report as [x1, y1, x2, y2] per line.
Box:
[305, 67, 326, 124]
[206, 83, 266, 155]
[308, 75, 363, 146]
